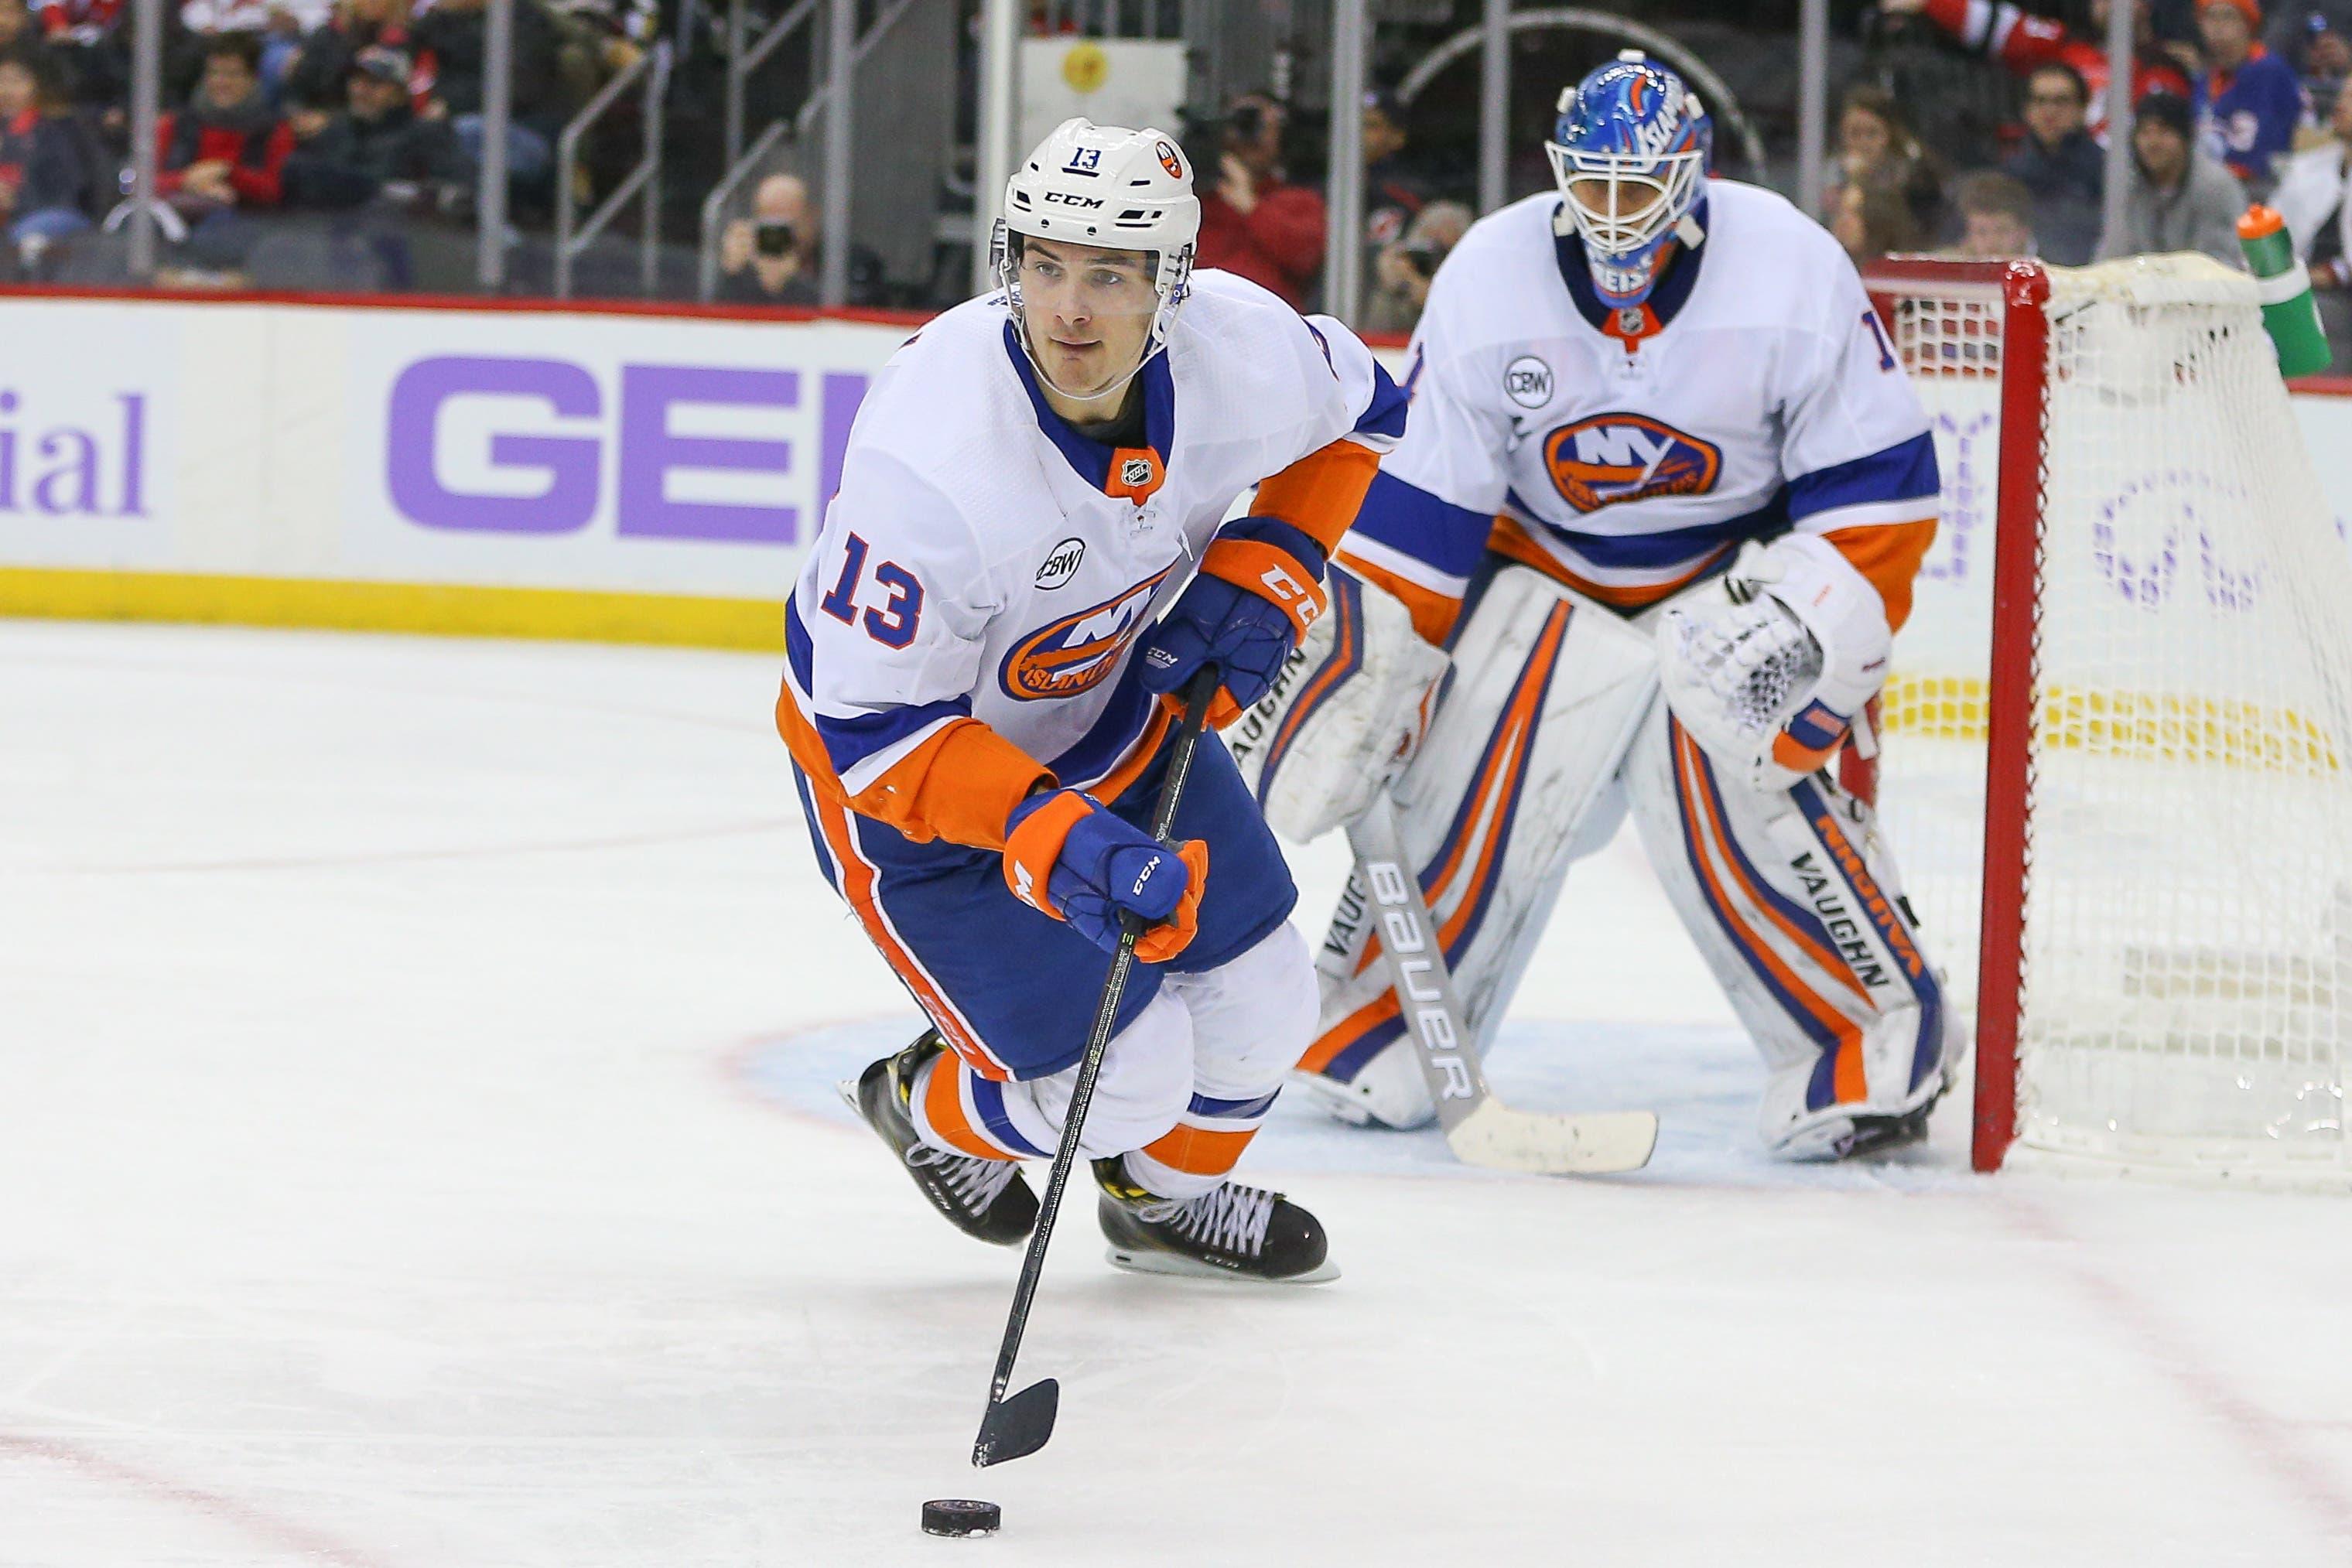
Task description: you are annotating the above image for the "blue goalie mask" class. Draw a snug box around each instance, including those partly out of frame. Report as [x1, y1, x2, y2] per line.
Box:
[1547, 52, 1713, 309]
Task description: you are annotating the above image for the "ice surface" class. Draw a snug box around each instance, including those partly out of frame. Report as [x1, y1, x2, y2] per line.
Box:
[5, 621, 2350, 1566]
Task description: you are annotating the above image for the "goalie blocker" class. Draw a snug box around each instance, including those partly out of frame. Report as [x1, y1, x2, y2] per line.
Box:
[1241, 562, 1955, 1160]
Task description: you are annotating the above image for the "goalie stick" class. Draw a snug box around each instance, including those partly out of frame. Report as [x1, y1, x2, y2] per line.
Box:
[970, 667, 1221, 1470]
[1345, 794, 1660, 1176]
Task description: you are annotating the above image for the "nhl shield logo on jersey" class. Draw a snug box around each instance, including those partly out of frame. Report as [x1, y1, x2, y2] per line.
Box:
[1543, 413, 1721, 514]
[1000, 568, 1172, 701]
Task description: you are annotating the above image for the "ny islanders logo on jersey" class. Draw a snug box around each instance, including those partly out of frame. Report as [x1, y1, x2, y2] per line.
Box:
[1000, 568, 1171, 702]
[1543, 414, 1721, 514]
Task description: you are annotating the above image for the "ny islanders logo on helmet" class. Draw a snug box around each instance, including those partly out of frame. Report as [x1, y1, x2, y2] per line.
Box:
[1544, 414, 1721, 513]
[1000, 569, 1172, 701]
[1548, 52, 1712, 311]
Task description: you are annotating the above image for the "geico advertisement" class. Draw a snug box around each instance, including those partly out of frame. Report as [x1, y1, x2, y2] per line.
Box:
[344, 311, 905, 596]
[0, 299, 173, 569]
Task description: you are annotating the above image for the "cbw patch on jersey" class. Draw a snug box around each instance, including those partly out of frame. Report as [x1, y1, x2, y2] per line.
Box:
[1543, 414, 1722, 514]
[999, 569, 1172, 701]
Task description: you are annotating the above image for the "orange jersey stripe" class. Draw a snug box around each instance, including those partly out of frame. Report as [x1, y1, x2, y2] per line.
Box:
[1252, 437, 1383, 556]
[1333, 548, 1463, 647]
[1488, 514, 1729, 610]
[775, 677, 1051, 852]
[1820, 518, 1937, 633]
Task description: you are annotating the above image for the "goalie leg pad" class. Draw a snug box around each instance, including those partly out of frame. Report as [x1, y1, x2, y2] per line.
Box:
[1294, 567, 1660, 1129]
[1622, 703, 1959, 1159]
[1226, 565, 1453, 845]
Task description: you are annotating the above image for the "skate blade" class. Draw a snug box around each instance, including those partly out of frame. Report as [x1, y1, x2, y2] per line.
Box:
[835, 1078, 859, 1115]
[1104, 1245, 1340, 1286]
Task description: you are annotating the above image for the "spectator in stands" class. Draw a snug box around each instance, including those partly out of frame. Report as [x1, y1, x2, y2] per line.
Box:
[2100, 90, 2249, 263]
[0, 0, 45, 58]
[1829, 174, 1924, 265]
[716, 171, 886, 308]
[0, 50, 88, 271]
[2267, 3, 2352, 89]
[1824, 84, 1945, 239]
[1194, 91, 1324, 310]
[2005, 61, 2105, 263]
[1362, 197, 1468, 336]
[1362, 88, 1424, 253]
[2269, 75, 2352, 289]
[1881, 0, 2194, 140]
[158, 33, 292, 210]
[1949, 169, 2039, 255]
[282, 44, 466, 209]
[280, 0, 413, 114]
[411, 0, 565, 186]
[32, 0, 128, 114]
[179, 0, 330, 98]
[2198, 0, 2308, 193]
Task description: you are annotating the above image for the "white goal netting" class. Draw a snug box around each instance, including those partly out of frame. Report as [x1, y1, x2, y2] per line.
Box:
[1870, 255, 2352, 1181]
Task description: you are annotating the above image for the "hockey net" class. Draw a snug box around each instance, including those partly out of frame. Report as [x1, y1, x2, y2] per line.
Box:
[1861, 254, 2352, 1183]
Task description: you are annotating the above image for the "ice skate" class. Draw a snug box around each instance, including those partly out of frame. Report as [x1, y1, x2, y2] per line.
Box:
[842, 1030, 1038, 1246]
[1092, 1157, 1337, 1283]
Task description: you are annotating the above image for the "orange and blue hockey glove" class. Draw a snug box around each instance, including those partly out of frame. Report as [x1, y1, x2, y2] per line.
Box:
[1139, 517, 1328, 721]
[1002, 788, 1208, 962]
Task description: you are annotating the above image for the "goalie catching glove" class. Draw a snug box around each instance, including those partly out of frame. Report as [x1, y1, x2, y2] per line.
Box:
[1141, 518, 1328, 726]
[1655, 533, 1892, 793]
[1004, 787, 1208, 962]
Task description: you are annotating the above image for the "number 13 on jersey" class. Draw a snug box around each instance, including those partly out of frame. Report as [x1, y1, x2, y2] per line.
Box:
[819, 532, 925, 650]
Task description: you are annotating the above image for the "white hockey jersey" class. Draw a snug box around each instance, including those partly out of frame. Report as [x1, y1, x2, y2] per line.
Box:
[778, 269, 1405, 850]
[1342, 180, 1938, 638]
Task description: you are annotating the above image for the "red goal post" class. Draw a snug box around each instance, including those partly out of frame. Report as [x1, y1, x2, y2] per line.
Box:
[1861, 254, 2352, 1184]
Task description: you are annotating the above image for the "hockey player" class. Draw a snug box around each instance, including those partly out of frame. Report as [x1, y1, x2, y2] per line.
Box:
[778, 118, 1406, 1279]
[1237, 54, 1956, 1160]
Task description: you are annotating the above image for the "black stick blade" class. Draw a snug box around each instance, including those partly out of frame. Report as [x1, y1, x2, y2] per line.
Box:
[971, 1378, 1058, 1468]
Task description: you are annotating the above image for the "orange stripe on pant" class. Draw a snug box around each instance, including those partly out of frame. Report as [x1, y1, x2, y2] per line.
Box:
[918, 1051, 1018, 1160]
[1670, 725, 1868, 1105]
[1138, 1121, 1259, 1180]
[804, 783, 1014, 1081]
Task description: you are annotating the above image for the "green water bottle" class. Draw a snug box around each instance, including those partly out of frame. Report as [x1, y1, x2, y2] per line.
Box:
[2238, 204, 2333, 377]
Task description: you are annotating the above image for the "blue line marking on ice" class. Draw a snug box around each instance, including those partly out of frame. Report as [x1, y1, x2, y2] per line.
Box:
[741, 1015, 1966, 1191]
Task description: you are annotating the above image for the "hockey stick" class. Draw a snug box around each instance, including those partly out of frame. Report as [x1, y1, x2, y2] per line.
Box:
[970, 665, 1222, 1470]
[1345, 795, 1660, 1176]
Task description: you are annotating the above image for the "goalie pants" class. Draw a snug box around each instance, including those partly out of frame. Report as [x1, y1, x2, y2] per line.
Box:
[792, 731, 1314, 1198]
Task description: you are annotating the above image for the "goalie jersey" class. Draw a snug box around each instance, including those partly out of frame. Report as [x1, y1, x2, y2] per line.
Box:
[1341, 179, 1940, 646]
[778, 268, 1405, 856]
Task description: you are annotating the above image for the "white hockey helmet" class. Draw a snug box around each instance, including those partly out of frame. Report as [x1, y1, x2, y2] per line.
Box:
[994, 117, 1200, 399]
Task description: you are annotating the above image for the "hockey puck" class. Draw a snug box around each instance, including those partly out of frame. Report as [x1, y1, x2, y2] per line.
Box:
[920, 1498, 1001, 1538]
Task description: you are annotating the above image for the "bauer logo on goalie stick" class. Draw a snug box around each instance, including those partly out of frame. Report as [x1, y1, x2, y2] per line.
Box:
[1366, 859, 1475, 1101]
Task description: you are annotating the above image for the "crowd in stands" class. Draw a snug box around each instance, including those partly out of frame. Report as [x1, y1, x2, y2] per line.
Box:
[1845, 2, 2351, 274]
[0, 0, 651, 284]
[16, 0, 2352, 347]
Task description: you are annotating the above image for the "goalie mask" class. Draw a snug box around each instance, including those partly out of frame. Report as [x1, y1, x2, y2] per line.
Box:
[1547, 52, 1712, 310]
[993, 118, 1200, 406]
